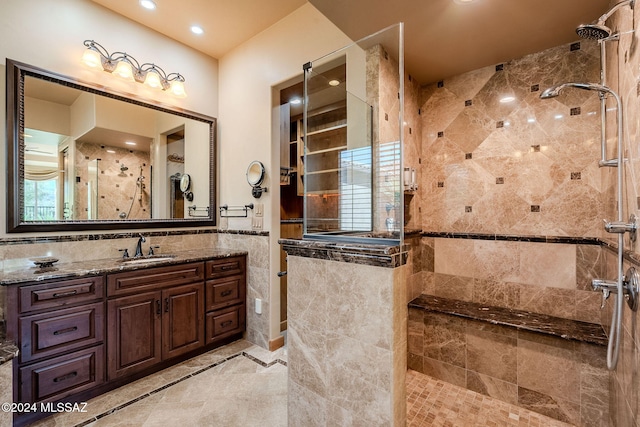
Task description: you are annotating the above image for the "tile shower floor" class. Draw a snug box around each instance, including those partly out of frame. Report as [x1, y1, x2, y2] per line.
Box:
[30, 340, 573, 427]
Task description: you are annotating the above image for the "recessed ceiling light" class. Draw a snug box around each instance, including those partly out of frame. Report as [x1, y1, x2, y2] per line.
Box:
[125, 141, 137, 146]
[139, 0, 156, 10]
[191, 25, 204, 35]
[290, 98, 302, 105]
[328, 79, 340, 87]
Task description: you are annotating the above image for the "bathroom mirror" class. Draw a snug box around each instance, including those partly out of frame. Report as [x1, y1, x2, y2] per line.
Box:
[6, 59, 217, 232]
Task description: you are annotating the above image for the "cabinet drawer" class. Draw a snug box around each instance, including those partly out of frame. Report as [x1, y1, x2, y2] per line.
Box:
[205, 256, 246, 279]
[19, 302, 104, 363]
[107, 262, 204, 297]
[19, 276, 104, 313]
[205, 304, 245, 344]
[19, 345, 104, 403]
[205, 275, 245, 311]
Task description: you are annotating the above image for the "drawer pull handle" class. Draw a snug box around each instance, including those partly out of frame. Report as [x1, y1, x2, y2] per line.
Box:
[156, 300, 161, 315]
[53, 326, 78, 336]
[220, 290, 233, 297]
[53, 371, 77, 383]
[165, 298, 170, 313]
[52, 290, 78, 298]
[219, 265, 235, 271]
[220, 320, 234, 328]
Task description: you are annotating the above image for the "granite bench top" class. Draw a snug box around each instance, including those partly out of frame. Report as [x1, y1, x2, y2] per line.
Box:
[409, 294, 608, 346]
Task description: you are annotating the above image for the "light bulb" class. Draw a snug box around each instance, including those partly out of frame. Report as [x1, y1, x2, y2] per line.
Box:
[144, 71, 163, 89]
[170, 80, 187, 98]
[114, 61, 134, 81]
[82, 49, 102, 68]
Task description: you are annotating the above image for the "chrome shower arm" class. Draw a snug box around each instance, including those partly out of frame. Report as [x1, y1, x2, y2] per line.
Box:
[597, 0, 635, 24]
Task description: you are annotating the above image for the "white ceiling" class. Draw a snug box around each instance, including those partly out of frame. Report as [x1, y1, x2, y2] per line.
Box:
[91, 0, 306, 59]
[91, 0, 611, 85]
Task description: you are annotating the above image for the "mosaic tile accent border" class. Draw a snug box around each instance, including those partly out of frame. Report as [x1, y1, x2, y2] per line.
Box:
[421, 231, 601, 245]
[71, 351, 287, 427]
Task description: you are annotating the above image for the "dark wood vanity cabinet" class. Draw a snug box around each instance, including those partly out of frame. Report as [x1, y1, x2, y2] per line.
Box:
[106, 263, 205, 380]
[10, 275, 106, 406]
[205, 257, 246, 344]
[8, 254, 246, 427]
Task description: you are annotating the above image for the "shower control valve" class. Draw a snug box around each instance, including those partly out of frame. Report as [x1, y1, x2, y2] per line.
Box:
[592, 278, 616, 308]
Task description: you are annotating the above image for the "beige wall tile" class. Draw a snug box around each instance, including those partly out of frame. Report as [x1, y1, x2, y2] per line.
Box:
[517, 334, 580, 403]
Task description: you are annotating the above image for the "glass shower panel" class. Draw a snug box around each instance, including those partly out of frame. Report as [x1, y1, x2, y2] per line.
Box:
[303, 23, 403, 243]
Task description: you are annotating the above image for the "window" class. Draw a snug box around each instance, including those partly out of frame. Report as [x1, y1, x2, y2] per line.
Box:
[24, 179, 57, 220]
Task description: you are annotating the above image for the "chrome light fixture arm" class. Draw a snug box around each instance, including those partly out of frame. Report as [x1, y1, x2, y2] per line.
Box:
[82, 40, 187, 97]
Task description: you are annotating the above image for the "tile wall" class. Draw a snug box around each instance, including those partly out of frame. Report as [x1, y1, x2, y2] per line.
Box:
[74, 141, 151, 220]
[606, 3, 640, 426]
[408, 309, 609, 426]
[287, 255, 407, 426]
[419, 41, 602, 237]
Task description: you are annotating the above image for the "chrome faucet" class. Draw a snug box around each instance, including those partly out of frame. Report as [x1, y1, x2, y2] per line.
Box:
[134, 234, 146, 257]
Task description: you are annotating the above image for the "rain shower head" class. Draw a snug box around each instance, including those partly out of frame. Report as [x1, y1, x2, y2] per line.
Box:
[576, 0, 634, 40]
[540, 82, 614, 99]
[576, 23, 612, 40]
[120, 164, 129, 172]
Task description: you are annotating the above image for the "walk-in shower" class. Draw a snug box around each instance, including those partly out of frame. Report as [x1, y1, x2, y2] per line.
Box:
[541, 80, 639, 370]
[539, 0, 640, 372]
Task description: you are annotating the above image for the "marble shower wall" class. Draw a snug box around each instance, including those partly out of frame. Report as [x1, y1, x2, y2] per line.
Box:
[604, 3, 640, 426]
[74, 141, 151, 220]
[420, 41, 603, 237]
[216, 233, 271, 349]
[287, 255, 407, 426]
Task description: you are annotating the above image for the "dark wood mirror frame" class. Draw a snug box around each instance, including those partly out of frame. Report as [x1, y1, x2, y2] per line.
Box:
[6, 59, 217, 233]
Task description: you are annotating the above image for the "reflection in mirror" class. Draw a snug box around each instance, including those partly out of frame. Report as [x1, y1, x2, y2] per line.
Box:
[7, 59, 216, 232]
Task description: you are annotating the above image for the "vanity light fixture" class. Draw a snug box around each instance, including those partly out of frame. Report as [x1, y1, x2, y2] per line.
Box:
[81, 40, 187, 98]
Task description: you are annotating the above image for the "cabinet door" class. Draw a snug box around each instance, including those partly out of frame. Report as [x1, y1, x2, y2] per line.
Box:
[107, 291, 161, 380]
[162, 283, 204, 360]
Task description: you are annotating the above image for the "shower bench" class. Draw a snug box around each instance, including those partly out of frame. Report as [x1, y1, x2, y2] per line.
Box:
[408, 294, 609, 425]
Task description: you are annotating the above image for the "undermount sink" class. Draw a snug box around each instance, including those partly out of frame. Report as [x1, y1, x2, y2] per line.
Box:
[119, 255, 177, 265]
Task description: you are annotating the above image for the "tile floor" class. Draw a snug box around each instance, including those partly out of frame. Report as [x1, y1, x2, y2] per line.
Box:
[406, 370, 575, 427]
[30, 340, 575, 427]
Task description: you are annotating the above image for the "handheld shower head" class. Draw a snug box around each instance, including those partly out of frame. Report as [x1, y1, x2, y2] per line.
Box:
[540, 82, 614, 99]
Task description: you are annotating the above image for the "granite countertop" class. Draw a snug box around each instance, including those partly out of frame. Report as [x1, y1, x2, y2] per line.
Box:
[409, 294, 608, 346]
[0, 248, 248, 286]
[279, 238, 408, 268]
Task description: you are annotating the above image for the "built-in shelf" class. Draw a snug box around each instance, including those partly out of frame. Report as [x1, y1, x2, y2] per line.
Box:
[306, 123, 347, 137]
[306, 145, 348, 156]
[306, 168, 340, 175]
